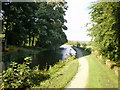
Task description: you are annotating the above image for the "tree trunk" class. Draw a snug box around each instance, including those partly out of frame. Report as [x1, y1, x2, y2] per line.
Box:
[29, 35, 31, 46]
[32, 35, 34, 46]
[35, 38, 39, 47]
[23, 41, 26, 46]
[4, 23, 8, 49]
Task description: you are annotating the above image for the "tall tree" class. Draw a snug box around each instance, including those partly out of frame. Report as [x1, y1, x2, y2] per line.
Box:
[2, 1, 68, 50]
[88, 2, 120, 64]
[2, 2, 39, 46]
[35, 2, 68, 50]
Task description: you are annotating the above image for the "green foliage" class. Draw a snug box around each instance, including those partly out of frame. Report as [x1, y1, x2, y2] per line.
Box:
[1, 56, 78, 89]
[38, 56, 78, 88]
[81, 43, 87, 48]
[1, 57, 50, 89]
[35, 2, 68, 50]
[30, 66, 50, 86]
[2, 2, 39, 46]
[2, 1, 68, 50]
[2, 57, 33, 89]
[88, 2, 120, 64]
[65, 41, 81, 47]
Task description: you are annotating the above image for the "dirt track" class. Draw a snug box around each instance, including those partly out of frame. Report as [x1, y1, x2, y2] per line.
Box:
[65, 49, 89, 88]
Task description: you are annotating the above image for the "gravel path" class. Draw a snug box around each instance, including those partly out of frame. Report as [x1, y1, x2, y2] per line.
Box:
[65, 49, 89, 88]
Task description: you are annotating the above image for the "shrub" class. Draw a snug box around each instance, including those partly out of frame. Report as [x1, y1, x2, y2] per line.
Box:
[30, 66, 50, 86]
[2, 57, 33, 89]
[1, 57, 50, 89]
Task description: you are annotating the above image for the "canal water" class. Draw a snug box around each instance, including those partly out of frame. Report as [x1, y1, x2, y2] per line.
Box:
[31, 50, 62, 69]
[1, 45, 77, 70]
[31, 45, 77, 69]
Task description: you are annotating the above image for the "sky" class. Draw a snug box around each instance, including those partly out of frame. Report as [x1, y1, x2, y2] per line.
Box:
[64, 0, 97, 41]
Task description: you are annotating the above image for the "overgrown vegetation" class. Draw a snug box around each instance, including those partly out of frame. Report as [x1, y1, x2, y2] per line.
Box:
[87, 2, 120, 65]
[1, 57, 50, 89]
[1, 56, 78, 89]
[34, 56, 78, 88]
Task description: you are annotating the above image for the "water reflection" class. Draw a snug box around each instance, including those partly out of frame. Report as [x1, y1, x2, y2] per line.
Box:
[31, 50, 62, 70]
[31, 45, 77, 69]
[2, 45, 77, 70]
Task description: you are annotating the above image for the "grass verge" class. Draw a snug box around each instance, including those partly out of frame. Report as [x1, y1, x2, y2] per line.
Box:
[81, 50, 118, 88]
[34, 56, 79, 88]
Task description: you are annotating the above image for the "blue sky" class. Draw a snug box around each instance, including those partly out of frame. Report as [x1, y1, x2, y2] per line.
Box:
[64, 0, 97, 41]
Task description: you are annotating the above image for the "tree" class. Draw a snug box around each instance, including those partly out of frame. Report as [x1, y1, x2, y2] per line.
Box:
[88, 2, 120, 64]
[33, 1, 68, 50]
[2, 1, 68, 50]
[2, 2, 39, 46]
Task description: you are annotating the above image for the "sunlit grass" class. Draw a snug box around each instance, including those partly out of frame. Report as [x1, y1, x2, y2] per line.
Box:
[35, 57, 79, 88]
[81, 50, 118, 88]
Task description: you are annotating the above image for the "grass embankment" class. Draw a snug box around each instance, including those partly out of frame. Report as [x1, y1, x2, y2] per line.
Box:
[34, 57, 79, 88]
[81, 50, 118, 88]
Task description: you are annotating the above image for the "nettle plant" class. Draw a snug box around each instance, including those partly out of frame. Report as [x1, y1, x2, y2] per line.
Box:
[2, 57, 33, 89]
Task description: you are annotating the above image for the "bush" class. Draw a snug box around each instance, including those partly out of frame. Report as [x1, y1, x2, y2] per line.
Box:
[30, 66, 50, 86]
[2, 57, 33, 89]
[1, 57, 50, 89]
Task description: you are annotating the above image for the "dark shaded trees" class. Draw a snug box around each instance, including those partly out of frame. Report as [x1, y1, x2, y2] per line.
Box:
[35, 2, 68, 50]
[2, 1, 68, 50]
[2, 2, 39, 46]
